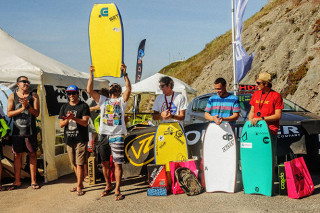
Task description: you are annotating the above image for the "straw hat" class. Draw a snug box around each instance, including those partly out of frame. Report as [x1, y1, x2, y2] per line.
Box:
[258, 72, 271, 82]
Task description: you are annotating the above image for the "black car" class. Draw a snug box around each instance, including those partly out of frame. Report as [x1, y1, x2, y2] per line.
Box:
[183, 92, 320, 170]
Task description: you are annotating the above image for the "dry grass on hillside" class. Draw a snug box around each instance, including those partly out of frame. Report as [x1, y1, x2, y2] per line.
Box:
[158, 0, 287, 85]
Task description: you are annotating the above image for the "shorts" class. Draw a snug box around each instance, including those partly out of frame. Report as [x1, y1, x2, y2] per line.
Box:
[67, 142, 87, 166]
[11, 135, 38, 154]
[96, 134, 125, 164]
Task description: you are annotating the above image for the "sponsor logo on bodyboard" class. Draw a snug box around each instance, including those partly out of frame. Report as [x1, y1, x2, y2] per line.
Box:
[241, 142, 252, 149]
[223, 133, 233, 141]
[100, 8, 108, 17]
[164, 126, 185, 145]
[263, 137, 270, 144]
[241, 131, 248, 141]
[222, 140, 234, 152]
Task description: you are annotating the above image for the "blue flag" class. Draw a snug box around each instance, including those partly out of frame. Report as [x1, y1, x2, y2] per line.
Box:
[235, 0, 254, 83]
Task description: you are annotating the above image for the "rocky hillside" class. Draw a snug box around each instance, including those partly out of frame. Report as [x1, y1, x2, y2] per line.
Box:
[161, 0, 320, 114]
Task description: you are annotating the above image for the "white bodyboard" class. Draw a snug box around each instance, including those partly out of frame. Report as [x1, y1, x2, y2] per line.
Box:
[203, 122, 237, 193]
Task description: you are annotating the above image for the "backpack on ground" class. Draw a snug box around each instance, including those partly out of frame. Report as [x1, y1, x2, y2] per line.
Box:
[175, 167, 203, 196]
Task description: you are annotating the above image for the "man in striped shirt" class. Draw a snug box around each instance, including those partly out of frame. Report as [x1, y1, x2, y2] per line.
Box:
[204, 78, 240, 125]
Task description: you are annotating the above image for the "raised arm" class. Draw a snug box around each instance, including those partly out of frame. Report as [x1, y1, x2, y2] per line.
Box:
[87, 65, 101, 103]
[122, 64, 131, 102]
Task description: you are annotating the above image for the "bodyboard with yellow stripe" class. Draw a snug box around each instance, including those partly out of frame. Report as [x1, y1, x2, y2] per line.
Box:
[89, 3, 124, 78]
[154, 122, 188, 171]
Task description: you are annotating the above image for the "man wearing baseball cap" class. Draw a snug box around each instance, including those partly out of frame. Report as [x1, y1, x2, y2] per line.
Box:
[59, 85, 90, 196]
[248, 72, 283, 134]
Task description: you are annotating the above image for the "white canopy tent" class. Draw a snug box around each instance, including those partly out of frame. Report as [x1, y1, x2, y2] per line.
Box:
[0, 28, 109, 181]
[123, 73, 197, 103]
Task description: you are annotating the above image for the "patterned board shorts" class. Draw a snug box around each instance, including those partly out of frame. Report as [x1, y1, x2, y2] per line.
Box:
[96, 134, 125, 164]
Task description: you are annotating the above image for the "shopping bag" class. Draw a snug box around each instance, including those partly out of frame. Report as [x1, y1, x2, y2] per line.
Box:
[284, 157, 314, 199]
[169, 159, 198, 194]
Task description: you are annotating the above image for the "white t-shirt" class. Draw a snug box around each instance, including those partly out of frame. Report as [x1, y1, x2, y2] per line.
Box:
[98, 95, 128, 135]
[152, 92, 187, 123]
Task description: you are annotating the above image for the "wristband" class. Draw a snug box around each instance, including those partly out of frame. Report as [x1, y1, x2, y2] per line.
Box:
[262, 117, 265, 120]
[123, 73, 128, 77]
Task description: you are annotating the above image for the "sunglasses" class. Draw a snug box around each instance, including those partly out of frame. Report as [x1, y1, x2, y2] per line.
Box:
[67, 92, 78, 96]
[19, 80, 30, 84]
[159, 84, 166, 88]
[256, 81, 263, 85]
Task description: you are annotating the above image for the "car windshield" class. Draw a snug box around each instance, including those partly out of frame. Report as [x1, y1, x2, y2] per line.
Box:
[238, 94, 308, 112]
[192, 93, 308, 113]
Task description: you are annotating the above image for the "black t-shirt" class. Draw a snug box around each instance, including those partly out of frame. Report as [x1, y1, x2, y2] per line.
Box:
[12, 92, 37, 136]
[58, 101, 90, 144]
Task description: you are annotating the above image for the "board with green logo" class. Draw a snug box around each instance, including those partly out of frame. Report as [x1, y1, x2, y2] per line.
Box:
[240, 120, 274, 196]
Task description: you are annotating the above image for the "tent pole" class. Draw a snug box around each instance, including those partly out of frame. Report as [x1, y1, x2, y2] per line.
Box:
[40, 71, 48, 183]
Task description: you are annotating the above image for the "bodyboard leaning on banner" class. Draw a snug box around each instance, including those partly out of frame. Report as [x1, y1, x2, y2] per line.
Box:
[240, 120, 273, 196]
[203, 122, 237, 193]
[154, 122, 188, 172]
[89, 3, 124, 78]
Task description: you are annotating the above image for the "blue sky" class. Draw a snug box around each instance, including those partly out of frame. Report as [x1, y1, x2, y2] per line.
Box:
[0, 0, 268, 84]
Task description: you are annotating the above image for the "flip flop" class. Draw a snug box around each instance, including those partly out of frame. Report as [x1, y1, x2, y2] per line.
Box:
[115, 193, 125, 201]
[70, 187, 77, 192]
[77, 190, 84, 196]
[31, 184, 40, 190]
[7, 184, 20, 191]
[101, 186, 114, 197]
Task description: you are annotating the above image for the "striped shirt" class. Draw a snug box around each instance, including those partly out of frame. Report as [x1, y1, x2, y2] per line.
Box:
[205, 93, 240, 125]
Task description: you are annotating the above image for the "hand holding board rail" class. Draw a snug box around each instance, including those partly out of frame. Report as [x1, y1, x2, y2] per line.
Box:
[89, 3, 124, 78]
[154, 122, 188, 171]
[203, 122, 237, 193]
[240, 120, 274, 196]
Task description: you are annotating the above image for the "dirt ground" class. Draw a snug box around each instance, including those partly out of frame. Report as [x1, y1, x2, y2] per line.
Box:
[1, 171, 320, 213]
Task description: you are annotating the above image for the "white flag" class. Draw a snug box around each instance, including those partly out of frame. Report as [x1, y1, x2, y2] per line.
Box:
[235, 0, 254, 83]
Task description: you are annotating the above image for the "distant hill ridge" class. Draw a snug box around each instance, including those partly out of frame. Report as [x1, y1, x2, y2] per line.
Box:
[159, 0, 320, 114]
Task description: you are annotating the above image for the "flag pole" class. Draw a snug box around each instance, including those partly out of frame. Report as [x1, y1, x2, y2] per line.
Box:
[231, 0, 238, 96]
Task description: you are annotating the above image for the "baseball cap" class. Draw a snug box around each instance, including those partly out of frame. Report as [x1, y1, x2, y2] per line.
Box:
[258, 72, 271, 82]
[66, 85, 79, 92]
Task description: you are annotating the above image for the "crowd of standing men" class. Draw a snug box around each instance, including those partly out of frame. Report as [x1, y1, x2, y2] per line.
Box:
[0, 67, 283, 200]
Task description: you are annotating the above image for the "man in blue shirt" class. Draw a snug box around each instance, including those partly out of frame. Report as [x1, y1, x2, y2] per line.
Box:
[204, 78, 240, 125]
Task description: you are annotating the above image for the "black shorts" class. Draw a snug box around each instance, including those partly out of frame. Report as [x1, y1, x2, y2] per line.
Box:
[96, 134, 125, 164]
[11, 135, 38, 154]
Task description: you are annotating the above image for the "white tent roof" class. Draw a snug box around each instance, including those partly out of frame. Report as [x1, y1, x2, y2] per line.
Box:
[0, 28, 108, 89]
[125, 73, 197, 95]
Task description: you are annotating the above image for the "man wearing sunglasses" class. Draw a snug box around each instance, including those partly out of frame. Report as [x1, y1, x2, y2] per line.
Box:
[87, 64, 131, 201]
[248, 72, 283, 135]
[59, 85, 90, 196]
[7, 76, 40, 190]
[152, 76, 187, 123]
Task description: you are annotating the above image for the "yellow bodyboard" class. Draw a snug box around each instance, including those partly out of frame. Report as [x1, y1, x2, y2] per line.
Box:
[154, 123, 188, 171]
[89, 3, 123, 78]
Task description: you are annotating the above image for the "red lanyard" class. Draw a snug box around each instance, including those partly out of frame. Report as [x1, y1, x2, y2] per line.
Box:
[165, 93, 174, 111]
[257, 90, 271, 116]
